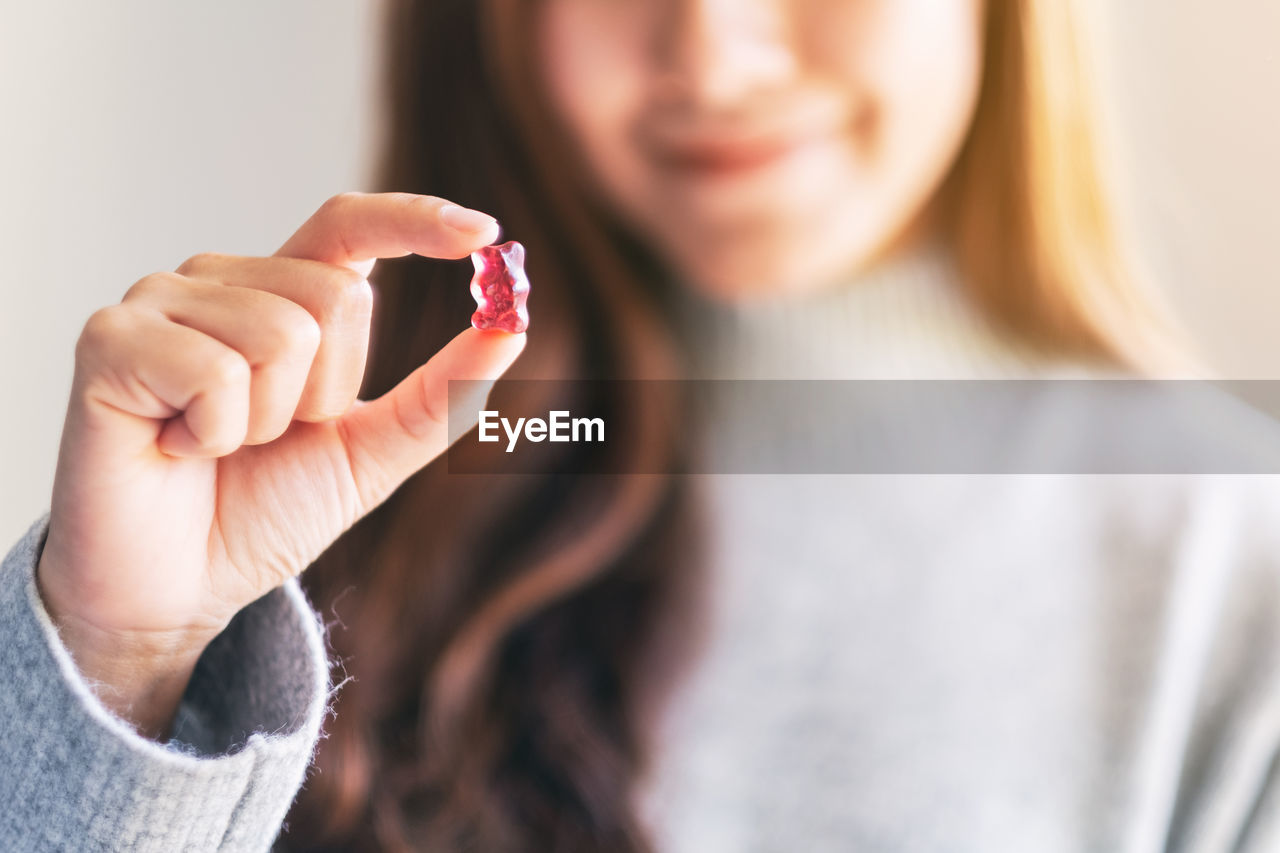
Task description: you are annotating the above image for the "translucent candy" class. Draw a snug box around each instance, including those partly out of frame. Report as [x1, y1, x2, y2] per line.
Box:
[469, 240, 530, 334]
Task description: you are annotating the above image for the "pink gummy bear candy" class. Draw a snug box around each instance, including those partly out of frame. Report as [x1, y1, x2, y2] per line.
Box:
[469, 240, 530, 334]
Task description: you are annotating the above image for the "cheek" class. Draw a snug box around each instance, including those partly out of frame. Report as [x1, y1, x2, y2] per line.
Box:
[830, 0, 985, 192]
[537, 1, 652, 200]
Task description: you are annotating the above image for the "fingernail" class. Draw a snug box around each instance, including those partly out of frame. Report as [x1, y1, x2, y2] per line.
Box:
[440, 204, 498, 233]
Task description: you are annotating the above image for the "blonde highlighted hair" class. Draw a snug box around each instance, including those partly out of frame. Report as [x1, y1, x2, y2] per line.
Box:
[948, 0, 1194, 375]
[287, 2, 1194, 849]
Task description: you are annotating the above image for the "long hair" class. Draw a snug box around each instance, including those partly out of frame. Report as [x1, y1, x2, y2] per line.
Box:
[945, 0, 1192, 373]
[284, 0, 1181, 849]
[284, 1, 704, 849]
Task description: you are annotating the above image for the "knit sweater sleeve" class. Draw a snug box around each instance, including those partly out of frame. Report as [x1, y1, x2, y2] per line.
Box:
[0, 514, 332, 852]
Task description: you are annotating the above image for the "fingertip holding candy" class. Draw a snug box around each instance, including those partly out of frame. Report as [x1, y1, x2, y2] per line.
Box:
[470, 240, 530, 334]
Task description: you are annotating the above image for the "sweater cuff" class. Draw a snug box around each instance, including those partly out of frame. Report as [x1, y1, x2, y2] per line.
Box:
[0, 514, 332, 852]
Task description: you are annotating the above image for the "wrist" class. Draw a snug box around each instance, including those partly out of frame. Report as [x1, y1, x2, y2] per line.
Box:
[34, 555, 218, 740]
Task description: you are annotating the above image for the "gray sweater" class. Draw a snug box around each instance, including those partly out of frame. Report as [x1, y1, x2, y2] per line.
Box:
[1, 514, 330, 850]
[6, 250, 1280, 851]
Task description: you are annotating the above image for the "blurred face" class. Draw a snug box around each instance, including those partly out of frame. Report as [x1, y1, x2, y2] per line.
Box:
[539, 0, 986, 300]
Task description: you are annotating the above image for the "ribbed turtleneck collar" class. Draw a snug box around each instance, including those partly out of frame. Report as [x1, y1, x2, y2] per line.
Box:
[673, 242, 1044, 380]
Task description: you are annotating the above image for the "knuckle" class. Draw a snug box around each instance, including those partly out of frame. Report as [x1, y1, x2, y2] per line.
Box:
[341, 274, 375, 318]
[316, 272, 374, 328]
[175, 252, 227, 277]
[123, 272, 181, 304]
[403, 193, 444, 214]
[207, 351, 252, 390]
[320, 192, 364, 219]
[77, 305, 130, 356]
[394, 375, 447, 440]
[278, 311, 323, 358]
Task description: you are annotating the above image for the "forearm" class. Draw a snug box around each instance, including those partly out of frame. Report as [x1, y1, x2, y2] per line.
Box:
[1, 514, 332, 852]
[31, 575, 208, 740]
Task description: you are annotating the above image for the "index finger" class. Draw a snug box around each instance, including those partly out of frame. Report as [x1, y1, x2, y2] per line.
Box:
[276, 192, 501, 273]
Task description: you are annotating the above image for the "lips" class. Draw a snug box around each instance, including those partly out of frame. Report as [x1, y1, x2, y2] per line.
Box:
[636, 87, 856, 179]
[650, 134, 810, 178]
[650, 128, 808, 175]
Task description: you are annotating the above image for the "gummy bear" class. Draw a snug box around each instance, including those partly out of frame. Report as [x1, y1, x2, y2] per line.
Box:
[469, 240, 530, 334]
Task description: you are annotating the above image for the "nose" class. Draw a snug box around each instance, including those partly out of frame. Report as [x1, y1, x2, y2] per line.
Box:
[656, 0, 798, 110]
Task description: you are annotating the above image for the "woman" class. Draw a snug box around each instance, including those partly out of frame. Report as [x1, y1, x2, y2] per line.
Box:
[4, 0, 1279, 850]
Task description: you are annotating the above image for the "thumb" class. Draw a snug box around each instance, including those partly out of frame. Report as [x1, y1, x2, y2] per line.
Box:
[337, 327, 526, 512]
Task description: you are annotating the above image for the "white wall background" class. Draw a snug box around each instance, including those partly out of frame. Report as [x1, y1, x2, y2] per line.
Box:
[0, 2, 381, 545]
[1105, 1, 1280, 377]
[1, 1, 1278, 545]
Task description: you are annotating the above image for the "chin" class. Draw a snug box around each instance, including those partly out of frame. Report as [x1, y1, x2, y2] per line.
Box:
[661, 225, 884, 304]
[671, 249, 828, 303]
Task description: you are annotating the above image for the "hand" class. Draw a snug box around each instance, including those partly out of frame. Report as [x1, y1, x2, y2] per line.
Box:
[35, 193, 525, 738]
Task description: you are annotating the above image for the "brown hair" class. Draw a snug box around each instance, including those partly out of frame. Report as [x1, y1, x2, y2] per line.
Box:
[283, 0, 705, 849]
[282, 0, 1187, 848]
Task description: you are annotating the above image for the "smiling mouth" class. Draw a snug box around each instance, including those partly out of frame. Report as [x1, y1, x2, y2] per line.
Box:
[647, 132, 815, 177]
